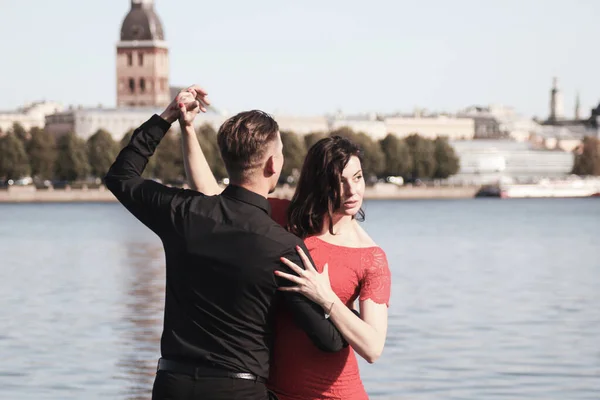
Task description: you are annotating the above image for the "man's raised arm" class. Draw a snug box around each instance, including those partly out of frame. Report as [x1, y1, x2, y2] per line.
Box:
[104, 90, 201, 235]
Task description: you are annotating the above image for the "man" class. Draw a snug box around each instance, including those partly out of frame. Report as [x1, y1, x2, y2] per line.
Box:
[105, 85, 345, 400]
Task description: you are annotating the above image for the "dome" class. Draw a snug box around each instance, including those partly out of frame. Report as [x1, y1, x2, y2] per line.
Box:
[120, 1, 164, 41]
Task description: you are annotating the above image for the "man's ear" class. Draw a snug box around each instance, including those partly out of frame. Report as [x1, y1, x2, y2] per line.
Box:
[265, 155, 276, 177]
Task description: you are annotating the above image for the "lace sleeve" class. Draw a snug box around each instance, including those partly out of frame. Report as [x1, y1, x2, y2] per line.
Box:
[359, 247, 391, 307]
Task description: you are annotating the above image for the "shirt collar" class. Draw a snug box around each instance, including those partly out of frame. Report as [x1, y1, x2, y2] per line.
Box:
[222, 185, 272, 216]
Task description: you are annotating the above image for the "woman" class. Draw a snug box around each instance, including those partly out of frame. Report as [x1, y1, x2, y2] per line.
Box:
[178, 90, 391, 400]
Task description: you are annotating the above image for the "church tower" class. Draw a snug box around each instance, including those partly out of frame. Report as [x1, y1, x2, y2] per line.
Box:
[548, 77, 564, 122]
[574, 91, 581, 120]
[116, 0, 169, 108]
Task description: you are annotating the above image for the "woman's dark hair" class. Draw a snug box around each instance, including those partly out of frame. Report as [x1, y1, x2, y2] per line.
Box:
[287, 136, 365, 238]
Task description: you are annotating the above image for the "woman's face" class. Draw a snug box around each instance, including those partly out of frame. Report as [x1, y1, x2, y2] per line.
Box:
[337, 155, 365, 216]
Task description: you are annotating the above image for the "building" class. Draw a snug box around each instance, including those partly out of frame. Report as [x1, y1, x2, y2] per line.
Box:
[384, 114, 475, 140]
[457, 105, 543, 142]
[45, 107, 162, 140]
[46, 0, 181, 140]
[541, 77, 600, 141]
[116, 0, 170, 108]
[323, 112, 387, 140]
[274, 115, 329, 135]
[447, 140, 574, 185]
[457, 106, 503, 139]
[0, 101, 64, 134]
[548, 77, 565, 122]
[45, 106, 227, 141]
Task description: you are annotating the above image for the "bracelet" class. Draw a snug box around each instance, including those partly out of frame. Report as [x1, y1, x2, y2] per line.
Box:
[324, 300, 335, 319]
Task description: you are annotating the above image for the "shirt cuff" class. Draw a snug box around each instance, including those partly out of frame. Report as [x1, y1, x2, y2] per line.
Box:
[151, 114, 173, 132]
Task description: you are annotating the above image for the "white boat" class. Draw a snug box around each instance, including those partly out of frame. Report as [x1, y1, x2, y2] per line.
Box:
[476, 177, 600, 198]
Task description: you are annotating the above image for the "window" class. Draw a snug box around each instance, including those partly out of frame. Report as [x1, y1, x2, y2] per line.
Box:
[129, 78, 135, 93]
[140, 78, 146, 93]
[127, 53, 133, 66]
[138, 53, 144, 66]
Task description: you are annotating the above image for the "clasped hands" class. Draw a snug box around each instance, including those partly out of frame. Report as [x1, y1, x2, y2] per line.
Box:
[161, 84, 211, 126]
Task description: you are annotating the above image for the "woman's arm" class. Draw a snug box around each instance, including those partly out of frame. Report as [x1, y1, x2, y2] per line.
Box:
[178, 87, 222, 195]
[327, 295, 387, 363]
[180, 122, 222, 195]
[277, 248, 388, 363]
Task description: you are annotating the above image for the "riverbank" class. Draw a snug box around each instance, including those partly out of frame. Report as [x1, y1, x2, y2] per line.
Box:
[0, 184, 479, 203]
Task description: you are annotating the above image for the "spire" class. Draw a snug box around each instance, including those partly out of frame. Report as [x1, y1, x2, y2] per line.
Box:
[549, 77, 564, 122]
[575, 91, 581, 120]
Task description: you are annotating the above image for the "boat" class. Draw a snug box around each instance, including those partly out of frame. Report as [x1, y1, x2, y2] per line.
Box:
[475, 177, 600, 198]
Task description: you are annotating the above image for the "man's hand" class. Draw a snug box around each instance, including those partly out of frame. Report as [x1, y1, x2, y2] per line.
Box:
[160, 85, 211, 124]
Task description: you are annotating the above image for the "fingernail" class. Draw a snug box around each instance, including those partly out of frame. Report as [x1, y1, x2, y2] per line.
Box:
[179, 103, 184, 108]
[296, 245, 300, 250]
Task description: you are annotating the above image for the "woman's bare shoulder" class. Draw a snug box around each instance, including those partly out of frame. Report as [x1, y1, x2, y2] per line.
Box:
[353, 222, 378, 248]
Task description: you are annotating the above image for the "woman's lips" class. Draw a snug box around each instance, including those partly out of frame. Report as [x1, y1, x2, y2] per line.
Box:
[344, 199, 359, 208]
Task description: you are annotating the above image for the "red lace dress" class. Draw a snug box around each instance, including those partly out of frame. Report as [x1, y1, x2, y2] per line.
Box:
[267, 199, 391, 400]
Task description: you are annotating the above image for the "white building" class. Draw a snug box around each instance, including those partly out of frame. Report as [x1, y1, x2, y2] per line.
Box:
[448, 140, 574, 185]
[45, 106, 227, 141]
[0, 101, 64, 133]
[329, 119, 388, 140]
[384, 115, 475, 140]
[326, 113, 388, 140]
[458, 104, 542, 141]
[274, 115, 329, 135]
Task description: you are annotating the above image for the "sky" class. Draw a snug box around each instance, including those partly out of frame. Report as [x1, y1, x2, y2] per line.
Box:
[0, 0, 599, 118]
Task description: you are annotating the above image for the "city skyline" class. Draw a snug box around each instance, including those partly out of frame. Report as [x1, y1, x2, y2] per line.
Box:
[0, 0, 599, 118]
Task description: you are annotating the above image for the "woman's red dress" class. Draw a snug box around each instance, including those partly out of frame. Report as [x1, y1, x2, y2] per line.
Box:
[267, 199, 391, 400]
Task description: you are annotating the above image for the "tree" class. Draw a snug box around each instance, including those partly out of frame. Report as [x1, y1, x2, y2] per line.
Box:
[27, 127, 57, 180]
[304, 132, 327, 151]
[197, 123, 227, 180]
[0, 133, 30, 180]
[572, 136, 600, 176]
[87, 129, 119, 179]
[280, 131, 306, 180]
[10, 122, 29, 144]
[55, 132, 90, 181]
[433, 136, 460, 179]
[153, 134, 184, 183]
[379, 133, 412, 177]
[120, 128, 134, 149]
[404, 134, 436, 179]
[330, 127, 385, 180]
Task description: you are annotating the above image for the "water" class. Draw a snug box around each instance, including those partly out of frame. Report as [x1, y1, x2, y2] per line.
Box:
[1, 199, 599, 399]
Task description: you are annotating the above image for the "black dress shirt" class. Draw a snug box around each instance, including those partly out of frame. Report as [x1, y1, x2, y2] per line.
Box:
[104, 115, 345, 379]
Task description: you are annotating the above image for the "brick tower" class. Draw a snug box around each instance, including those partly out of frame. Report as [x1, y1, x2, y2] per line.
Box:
[116, 0, 169, 108]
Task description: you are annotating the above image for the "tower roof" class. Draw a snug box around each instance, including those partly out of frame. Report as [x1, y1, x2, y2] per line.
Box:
[120, 1, 164, 42]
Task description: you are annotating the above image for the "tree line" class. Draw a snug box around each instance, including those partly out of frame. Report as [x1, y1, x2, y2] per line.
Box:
[0, 122, 226, 185]
[281, 127, 461, 183]
[572, 136, 600, 176]
[0, 122, 464, 185]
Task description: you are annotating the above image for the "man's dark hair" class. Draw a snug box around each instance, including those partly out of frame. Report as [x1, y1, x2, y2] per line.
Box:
[217, 110, 279, 182]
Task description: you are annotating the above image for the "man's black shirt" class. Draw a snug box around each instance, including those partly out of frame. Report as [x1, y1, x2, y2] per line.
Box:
[105, 115, 345, 379]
